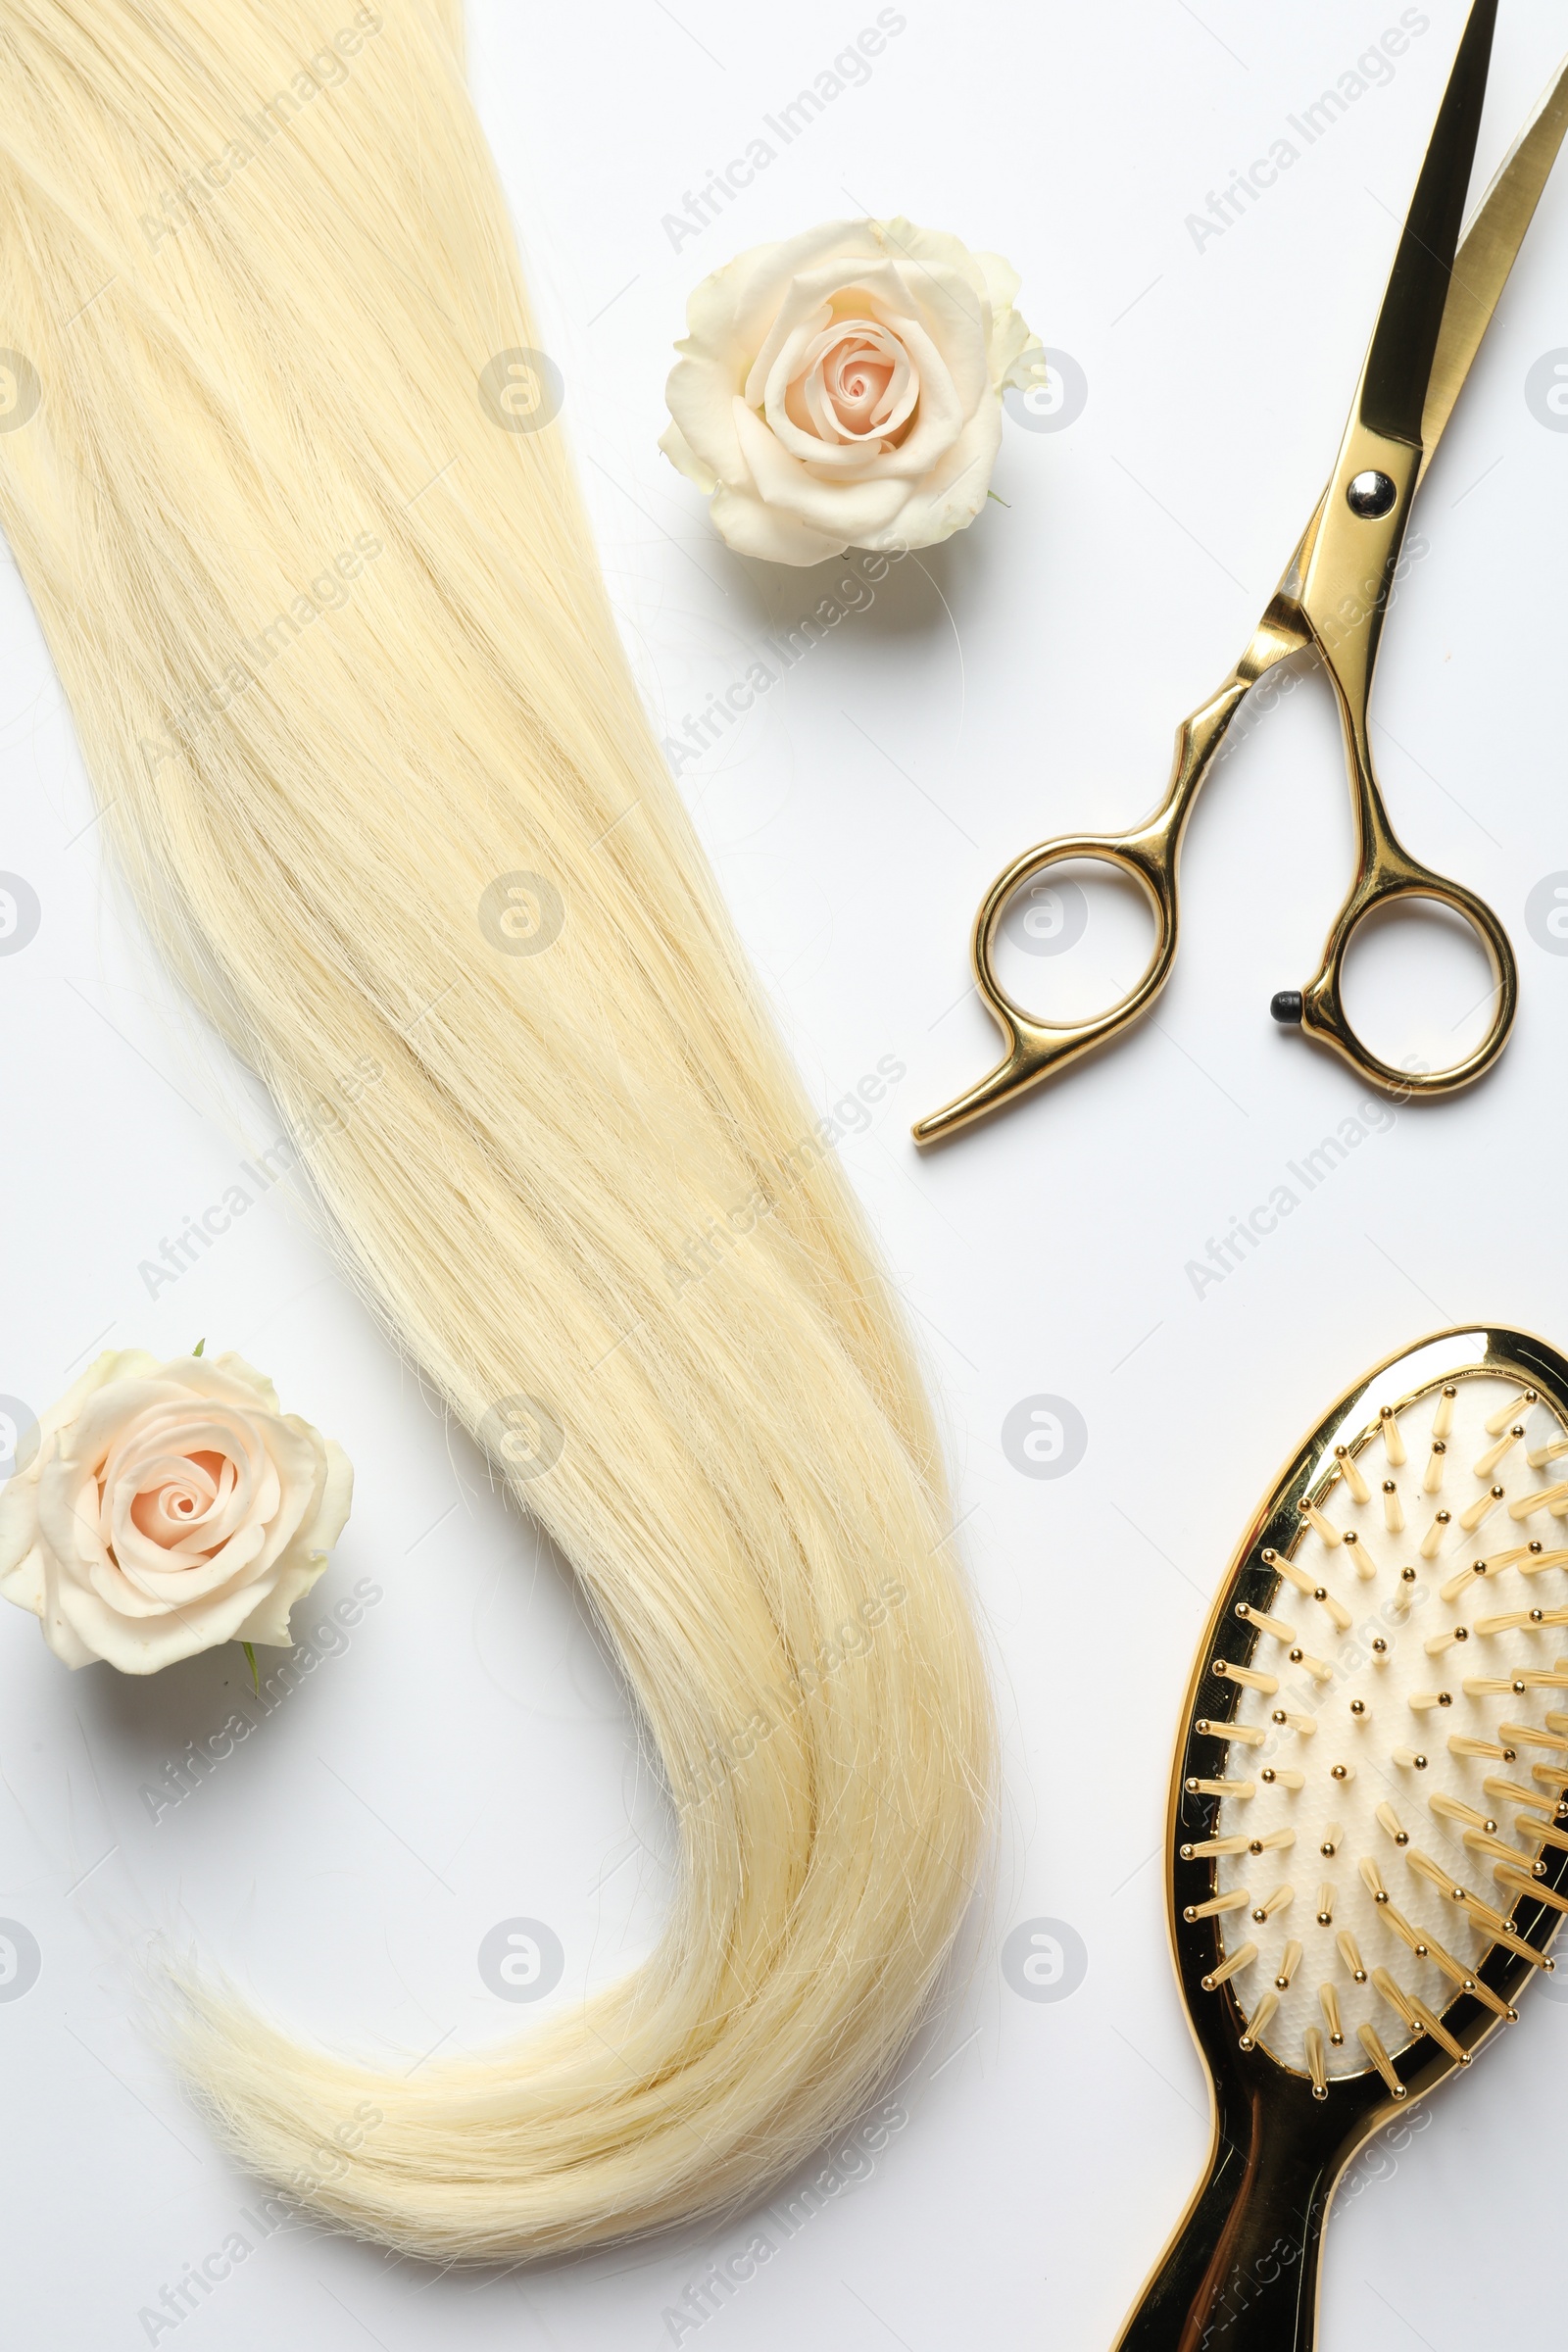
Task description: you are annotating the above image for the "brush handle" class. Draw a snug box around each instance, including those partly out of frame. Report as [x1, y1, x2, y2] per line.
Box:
[1111, 2099, 1336, 2352]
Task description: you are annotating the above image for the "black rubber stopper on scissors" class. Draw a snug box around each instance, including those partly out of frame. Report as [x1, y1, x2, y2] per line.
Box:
[1270, 991, 1304, 1026]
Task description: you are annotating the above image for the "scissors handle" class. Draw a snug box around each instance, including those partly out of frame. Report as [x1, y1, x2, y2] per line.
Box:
[910, 675, 1252, 1146]
[1290, 689, 1518, 1096]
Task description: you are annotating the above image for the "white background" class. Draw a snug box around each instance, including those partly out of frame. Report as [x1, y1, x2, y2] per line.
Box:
[5, 2, 1568, 2345]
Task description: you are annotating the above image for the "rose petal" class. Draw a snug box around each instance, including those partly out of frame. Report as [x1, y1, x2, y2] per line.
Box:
[58, 1377, 209, 1480]
[998, 325, 1047, 393]
[814, 309, 966, 479]
[870, 401, 1004, 551]
[660, 216, 1036, 567]
[45, 1549, 290, 1674]
[731, 399, 908, 543]
[802, 324, 912, 443]
[760, 316, 921, 474]
[657, 418, 718, 497]
[704, 480, 849, 566]
[35, 1579, 97, 1670]
[686, 219, 893, 376]
[971, 245, 1022, 320]
[3, 1350, 352, 1672]
[0, 1474, 42, 1588]
[195, 1351, 284, 1414]
[305, 1434, 355, 1556]
[0, 1536, 46, 1618]
[669, 226, 918, 492]
[230, 1440, 352, 1646]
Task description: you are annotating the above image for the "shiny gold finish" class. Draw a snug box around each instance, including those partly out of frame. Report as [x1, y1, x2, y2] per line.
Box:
[1496, 1866, 1568, 1915]
[1459, 1485, 1507, 1533]
[1425, 1625, 1470, 1655]
[1509, 1480, 1568, 1519]
[1305, 2027, 1329, 2099]
[1358, 2023, 1408, 2099]
[1239, 1989, 1280, 2052]
[1500, 1719, 1568, 1754]
[1335, 1446, 1371, 1504]
[1421, 70, 1568, 467]
[918, 37, 1568, 1150]
[1341, 1529, 1376, 1579]
[1184, 1887, 1250, 1922]
[1200, 1940, 1258, 1990]
[1117, 1322, 1568, 2352]
[1371, 1966, 1422, 2037]
[1315, 1587, 1354, 1635]
[1408, 1993, 1470, 2066]
[1234, 1602, 1296, 1643]
[1183, 1833, 1253, 1860]
[1486, 1776, 1552, 1812]
[1335, 1928, 1366, 1982]
[1430, 1793, 1496, 1835]
[1195, 1715, 1267, 1747]
[1448, 1733, 1516, 1761]
[1378, 1901, 1436, 1966]
[1299, 1498, 1343, 1547]
[1463, 1828, 1541, 1870]
[1475, 1424, 1526, 1477]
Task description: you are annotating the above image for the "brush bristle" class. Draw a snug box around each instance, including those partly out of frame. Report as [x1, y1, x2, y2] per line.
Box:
[1192, 1374, 1568, 2082]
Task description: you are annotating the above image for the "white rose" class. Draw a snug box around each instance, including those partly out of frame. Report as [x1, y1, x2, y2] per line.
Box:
[660, 216, 1045, 566]
[0, 1349, 354, 1674]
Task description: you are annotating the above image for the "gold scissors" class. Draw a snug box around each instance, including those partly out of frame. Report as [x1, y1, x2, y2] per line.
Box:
[916, 2, 1568, 1148]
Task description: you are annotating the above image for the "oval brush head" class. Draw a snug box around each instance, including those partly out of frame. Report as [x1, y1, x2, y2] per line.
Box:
[1115, 1328, 1568, 2352]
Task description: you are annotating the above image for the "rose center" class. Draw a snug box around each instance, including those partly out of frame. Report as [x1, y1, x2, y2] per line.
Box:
[789, 312, 919, 452]
[128, 1448, 230, 1549]
[826, 343, 894, 424]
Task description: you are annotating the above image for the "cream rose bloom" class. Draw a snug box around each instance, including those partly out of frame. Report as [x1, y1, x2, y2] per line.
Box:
[0, 1349, 353, 1674]
[660, 216, 1045, 566]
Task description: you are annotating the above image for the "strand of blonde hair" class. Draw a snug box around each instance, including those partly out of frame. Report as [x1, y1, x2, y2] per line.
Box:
[0, 0, 994, 2260]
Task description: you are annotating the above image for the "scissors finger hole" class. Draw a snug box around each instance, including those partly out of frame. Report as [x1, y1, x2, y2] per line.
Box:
[1338, 895, 1500, 1074]
[992, 858, 1159, 1024]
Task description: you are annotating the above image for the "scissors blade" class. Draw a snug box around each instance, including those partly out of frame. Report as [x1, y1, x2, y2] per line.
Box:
[1420, 51, 1568, 478]
[1359, 0, 1497, 446]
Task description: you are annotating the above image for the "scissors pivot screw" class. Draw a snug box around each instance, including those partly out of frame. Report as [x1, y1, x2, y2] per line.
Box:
[916, 0, 1544, 1145]
[1347, 468, 1398, 518]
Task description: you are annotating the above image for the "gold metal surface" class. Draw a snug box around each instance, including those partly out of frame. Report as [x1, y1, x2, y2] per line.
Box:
[915, 26, 1568, 1148]
[1112, 1326, 1568, 2352]
[1420, 59, 1568, 472]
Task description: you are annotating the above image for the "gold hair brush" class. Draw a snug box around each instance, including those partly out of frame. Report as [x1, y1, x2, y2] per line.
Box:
[1115, 1327, 1568, 2351]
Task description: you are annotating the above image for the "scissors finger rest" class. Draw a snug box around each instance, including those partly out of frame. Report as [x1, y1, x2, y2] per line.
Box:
[909, 829, 1183, 1147]
[915, 3, 1565, 1148]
